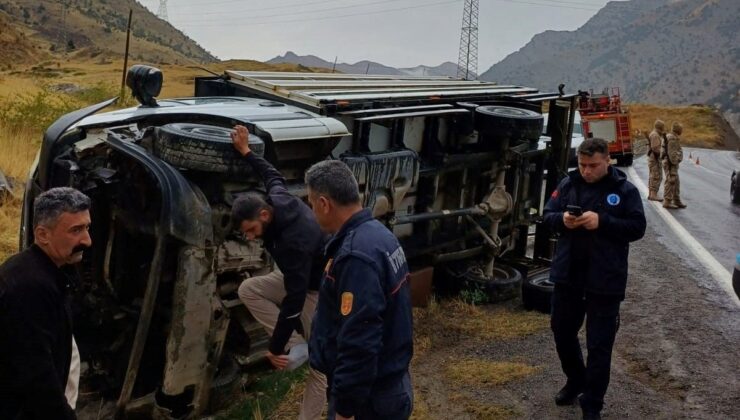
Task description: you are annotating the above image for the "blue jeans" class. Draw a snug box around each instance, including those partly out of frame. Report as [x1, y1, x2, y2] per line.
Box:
[327, 371, 413, 420]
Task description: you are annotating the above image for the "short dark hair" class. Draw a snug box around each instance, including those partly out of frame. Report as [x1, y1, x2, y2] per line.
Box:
[305, 160, 360, 206]
[33, 187, 91, 228]
[231, 192, 272, 225]
[577, 137, 609, 157]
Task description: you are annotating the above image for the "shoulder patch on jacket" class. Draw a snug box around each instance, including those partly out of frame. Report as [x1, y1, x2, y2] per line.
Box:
[551, 189, 559, 199]
[340, 292, 353, 316]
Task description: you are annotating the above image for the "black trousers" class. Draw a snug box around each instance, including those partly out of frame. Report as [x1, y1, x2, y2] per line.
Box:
[551, 284, 621, 412]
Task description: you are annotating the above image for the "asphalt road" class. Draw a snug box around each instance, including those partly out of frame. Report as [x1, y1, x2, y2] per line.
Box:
[630, 148, 740, 272]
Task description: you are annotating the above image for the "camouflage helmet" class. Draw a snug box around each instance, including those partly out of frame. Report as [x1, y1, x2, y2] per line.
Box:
[672, 121, 683, 135]
[654, 119, 665, 132]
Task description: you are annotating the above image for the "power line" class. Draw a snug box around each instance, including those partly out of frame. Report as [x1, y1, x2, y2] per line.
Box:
[175, 0, 464, 28]
[168, 0, 364, 17]
[172, 0, 413, 24]
[162, 0, 600, 26]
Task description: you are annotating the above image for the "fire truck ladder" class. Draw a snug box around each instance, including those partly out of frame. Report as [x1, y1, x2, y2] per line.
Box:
[617, 113, 631, 154]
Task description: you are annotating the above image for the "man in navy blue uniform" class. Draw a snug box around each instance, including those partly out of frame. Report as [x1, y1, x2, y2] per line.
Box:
[305, 160, 413, 420]
[544, 137, 646, 420]
[231, 125, 327, 419]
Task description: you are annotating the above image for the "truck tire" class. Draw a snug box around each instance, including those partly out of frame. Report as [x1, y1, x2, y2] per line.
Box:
[616, 154, 633, 167]
[474, 106, 544, 143]
[451, 263, 522, 303]
[208, 354, 242, 412]
[154, 123, 264, 175]
[731, 171, 739, 204]
[521, 271, 553, 314]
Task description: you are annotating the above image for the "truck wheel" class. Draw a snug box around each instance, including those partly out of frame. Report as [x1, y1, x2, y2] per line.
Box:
[731, 171, 739, 204]
[456, 263, 522, 303]
[474, 106, 544, 143]
[208, 354, 242, 412]
[616, 154, 633, 167]
[521, 271, 553, 314]
[154, 123, 264, 175]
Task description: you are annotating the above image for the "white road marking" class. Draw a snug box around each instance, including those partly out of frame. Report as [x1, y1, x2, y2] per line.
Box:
[627, 166, 739, 307]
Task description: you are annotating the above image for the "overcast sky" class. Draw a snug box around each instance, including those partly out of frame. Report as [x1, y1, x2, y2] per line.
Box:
[139, 0, 612, 70]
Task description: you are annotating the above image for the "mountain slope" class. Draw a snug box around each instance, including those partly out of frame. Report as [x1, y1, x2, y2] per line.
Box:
[268, 51, 466, 77]
[480, 0, 739, 130]
[0, 0, 215, 64]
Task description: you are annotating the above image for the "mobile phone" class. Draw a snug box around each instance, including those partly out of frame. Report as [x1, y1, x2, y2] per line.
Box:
[566, 205, 583, 216]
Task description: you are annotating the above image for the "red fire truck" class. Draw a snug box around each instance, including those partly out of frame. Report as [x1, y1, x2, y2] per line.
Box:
[577, 87, 634, 166]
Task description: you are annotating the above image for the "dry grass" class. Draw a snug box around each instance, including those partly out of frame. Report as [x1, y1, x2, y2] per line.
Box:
[449, 393, 519, 420]
[0, 126, 38, 180]
[415, 298, 549, 345]
[629, 103, 725, 148]
[0, 127, 38, 260]
[0, 195, 22, 259]
[411, 299, 546, 419]
[266, 379, 305, 420]
[409, 386, 432, 420]
[445, 359, 541, 387]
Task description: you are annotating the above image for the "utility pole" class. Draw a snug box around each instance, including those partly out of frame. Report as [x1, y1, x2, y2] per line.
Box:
[120, 9, 133, 101]
[61, 1, 68, 54]
[456, 0, 479, 80]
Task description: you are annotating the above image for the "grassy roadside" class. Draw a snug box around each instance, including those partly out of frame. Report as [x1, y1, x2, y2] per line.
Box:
[216, 366, 309, 420]
[628, 103, 736, 149]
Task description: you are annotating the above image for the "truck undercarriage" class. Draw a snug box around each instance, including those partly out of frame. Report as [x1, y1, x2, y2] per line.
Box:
[21, 69, 578, 418]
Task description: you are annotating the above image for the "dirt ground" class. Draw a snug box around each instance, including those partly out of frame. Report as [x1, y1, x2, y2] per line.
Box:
[410, 220, 740, 420]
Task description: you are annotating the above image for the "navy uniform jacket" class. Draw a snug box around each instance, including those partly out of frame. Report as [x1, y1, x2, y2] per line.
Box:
[543, 166, 646, 298]
[244, 153, 325, 355]
[0, 245, 77, 420]
[309, 209, 413, 418]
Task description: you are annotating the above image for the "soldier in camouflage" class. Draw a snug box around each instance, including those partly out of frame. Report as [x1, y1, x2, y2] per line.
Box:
[647, 120, 666, 201]
[662, 122, 686, 209]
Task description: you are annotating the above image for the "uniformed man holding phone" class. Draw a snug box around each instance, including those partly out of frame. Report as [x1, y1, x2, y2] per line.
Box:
[543, 137, 646, 420]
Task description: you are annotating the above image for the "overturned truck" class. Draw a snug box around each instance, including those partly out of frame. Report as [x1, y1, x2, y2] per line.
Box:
[21, 67, 578, 418]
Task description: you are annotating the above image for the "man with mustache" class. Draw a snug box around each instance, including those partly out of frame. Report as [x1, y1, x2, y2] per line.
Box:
[0, 187, 92, 420]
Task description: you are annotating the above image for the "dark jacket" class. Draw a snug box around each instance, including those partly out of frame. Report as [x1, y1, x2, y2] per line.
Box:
[244, 153, 325, 355]
[543, 166, 646, 298]
[0, 245, 76, 420]
[309, 209, 413, 418]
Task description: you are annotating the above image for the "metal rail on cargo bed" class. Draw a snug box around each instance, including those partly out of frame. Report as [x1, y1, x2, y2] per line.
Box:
[221, 71, 540, 115]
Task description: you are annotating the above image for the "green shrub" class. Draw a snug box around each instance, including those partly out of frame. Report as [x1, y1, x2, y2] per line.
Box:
[0, 90, 76, 132]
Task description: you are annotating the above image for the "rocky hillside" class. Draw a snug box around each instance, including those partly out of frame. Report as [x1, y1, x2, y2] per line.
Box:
[0, 0, 215, 65]
[268, 51, 467, 78]
[481, 0, 740, 134]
